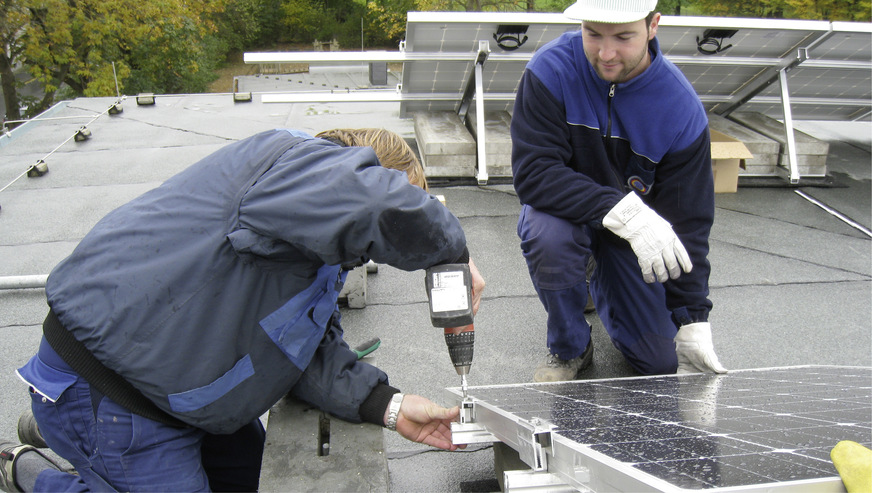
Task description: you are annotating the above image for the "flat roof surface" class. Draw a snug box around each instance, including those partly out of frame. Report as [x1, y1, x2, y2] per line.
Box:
[0, 91, 869, 492]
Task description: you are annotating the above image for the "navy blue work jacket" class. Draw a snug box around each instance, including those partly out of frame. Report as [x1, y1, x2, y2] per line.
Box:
[41, 129, 467, 433]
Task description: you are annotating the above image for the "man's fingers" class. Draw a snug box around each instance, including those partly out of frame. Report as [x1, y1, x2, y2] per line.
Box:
[432, 405, 460, 421]
[647, 256, 669, 283]
[704, 353, 728, 374]
[664, 240, 692, 280]
[674, 240, 693, 274]
[638, 258, 655, 283]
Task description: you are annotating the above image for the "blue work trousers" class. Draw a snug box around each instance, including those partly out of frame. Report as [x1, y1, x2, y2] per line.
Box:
[29, 368, 265, 492]
[518, 205, 679, 375]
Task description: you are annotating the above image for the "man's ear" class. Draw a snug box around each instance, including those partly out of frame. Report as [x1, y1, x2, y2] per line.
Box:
[648, 12, 661, 40]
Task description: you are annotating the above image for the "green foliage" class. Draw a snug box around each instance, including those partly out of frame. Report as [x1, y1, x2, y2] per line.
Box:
[691, 0, 870, 20]
[282, 0, 332, 43]
[435, 0, 870, 19]
[281, 0, 367, 47]
[216, 0, 287, 50]
[656, 0, 685, 15]
[532, 0, 573, 12]
[7, 0, 226, 116]
[417, 0, 523, 11]
[124, 20, 222, 94]
[0, 0, 31, 121]
[366, 0, 417, 45]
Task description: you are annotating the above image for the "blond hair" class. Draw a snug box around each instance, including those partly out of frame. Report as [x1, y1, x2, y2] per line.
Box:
[315, 128, 428, 192]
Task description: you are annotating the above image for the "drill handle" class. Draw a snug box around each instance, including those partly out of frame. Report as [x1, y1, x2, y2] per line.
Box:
[444, 324, 474, 335]
[425, 264, 474, 328]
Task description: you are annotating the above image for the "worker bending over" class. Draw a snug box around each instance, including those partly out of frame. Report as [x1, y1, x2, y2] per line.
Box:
[1, 127, 484, 492]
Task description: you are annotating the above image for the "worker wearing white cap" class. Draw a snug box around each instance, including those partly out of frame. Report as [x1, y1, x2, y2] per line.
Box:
[511, 0, 728, 381]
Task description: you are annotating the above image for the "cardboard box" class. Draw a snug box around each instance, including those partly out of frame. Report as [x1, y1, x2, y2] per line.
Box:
[710, 129, 754, 193]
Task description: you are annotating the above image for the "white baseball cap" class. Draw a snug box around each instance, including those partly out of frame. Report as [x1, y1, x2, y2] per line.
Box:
[564, 0, 658, 23]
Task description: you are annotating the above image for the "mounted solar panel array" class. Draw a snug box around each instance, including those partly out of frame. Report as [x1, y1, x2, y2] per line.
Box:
[245, 13, 871, 121]
[658, 18, 872, 121]
[448, 366, 872, 492]
[245, 13, 870, 183]
[399, 13, 871, 121]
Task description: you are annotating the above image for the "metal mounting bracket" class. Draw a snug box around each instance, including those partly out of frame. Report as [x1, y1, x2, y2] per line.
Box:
[451, 421, 498, 445]
[516, 418, 554, 472]
[503, 469, 579, 493]
[445, 389, 554, 472]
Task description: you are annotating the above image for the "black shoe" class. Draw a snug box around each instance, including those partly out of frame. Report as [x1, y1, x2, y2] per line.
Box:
[1, 443, 32, 492]
[1, 441, 65, 492]
[17, 412, 47, 449]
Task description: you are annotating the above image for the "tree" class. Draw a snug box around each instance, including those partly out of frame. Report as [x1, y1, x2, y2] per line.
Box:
[215, 0, 287, 51]
[656, 0, 685, 15]
[416, 0, 523, 11]
[365, 0, 417, 46]
[0, 0, 30, 123]
[781, 0, 871, 21]
[11, 0, 226, 118]
[281, 0, 367, 47]
[124, 19, 223, 95]
[692, 0, 870, 20]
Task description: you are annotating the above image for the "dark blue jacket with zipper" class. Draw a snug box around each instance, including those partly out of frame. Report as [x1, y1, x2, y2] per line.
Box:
[511, 32, 714, 324]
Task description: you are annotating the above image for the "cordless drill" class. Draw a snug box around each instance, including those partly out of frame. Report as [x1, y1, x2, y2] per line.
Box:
[425, 263, 474, 398]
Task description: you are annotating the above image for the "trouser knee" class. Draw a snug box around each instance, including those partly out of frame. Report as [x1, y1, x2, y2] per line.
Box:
[614, 334, 678, 375]
[518, 206, 591, 289]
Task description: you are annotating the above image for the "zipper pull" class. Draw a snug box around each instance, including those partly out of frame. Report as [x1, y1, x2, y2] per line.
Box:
[609, 84, 616, 98]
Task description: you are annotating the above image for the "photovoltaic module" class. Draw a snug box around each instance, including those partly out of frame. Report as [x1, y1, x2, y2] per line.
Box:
[448, 366, 871, 492]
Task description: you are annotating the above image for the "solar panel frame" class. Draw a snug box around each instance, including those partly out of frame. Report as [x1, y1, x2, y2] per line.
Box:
[447, 366, 872, 492]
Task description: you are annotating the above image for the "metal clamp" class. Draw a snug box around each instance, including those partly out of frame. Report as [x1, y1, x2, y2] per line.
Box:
[460, 397, 475, 424]
[516, 417, 554, 472]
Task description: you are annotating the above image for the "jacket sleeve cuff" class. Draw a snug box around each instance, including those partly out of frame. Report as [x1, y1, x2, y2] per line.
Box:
[436, 246, 469, 266]
[359, 382, 401, 426]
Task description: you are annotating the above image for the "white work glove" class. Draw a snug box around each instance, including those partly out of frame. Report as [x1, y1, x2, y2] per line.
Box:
[674, 322, 728, 374]
[603, 192, 692, 283]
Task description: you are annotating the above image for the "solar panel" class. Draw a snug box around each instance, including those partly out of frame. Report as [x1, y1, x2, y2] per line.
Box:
[400, 12, 577, 114]
[399, 13, 872, 121]
[660, 18, 872, 121]
[448, 366, 872, 492]
[245, 14, 870, 120]
[245, 13, 870, 181]
[742, 23, 872, 121]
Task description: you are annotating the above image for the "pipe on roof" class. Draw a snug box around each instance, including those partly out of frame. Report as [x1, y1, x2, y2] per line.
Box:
[0, 275, 48, 290]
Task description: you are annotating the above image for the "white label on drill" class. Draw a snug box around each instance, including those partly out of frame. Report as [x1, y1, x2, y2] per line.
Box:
[430, 272, 469, 312]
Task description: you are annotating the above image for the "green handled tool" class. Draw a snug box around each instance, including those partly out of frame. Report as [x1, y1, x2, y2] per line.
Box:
[353, 337, 381, 359]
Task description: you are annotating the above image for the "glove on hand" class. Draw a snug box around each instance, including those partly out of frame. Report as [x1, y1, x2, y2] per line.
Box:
[674, 322, 728, 374]
[603, 192, 692, 283]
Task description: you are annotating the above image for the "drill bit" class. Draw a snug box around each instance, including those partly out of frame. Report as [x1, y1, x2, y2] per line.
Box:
[461, 374, 468, 399]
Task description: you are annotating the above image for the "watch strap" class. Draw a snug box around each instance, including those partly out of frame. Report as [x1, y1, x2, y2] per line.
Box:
[386, 393, 404, 431]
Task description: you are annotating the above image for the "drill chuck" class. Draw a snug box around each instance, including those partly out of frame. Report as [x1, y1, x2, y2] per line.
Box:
[444, 325, 474, 375]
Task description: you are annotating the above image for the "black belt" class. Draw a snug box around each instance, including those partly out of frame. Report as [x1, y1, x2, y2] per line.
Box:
[42, 310, 186, 428]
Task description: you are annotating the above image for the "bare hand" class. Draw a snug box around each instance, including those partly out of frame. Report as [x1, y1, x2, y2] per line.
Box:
[392, 394, 465, 451]
[468, 258, 485, 315]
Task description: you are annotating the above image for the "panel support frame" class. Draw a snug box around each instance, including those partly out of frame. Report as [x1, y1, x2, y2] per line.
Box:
[778, 67, 801, 184]
[456, 40, 492, 185]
